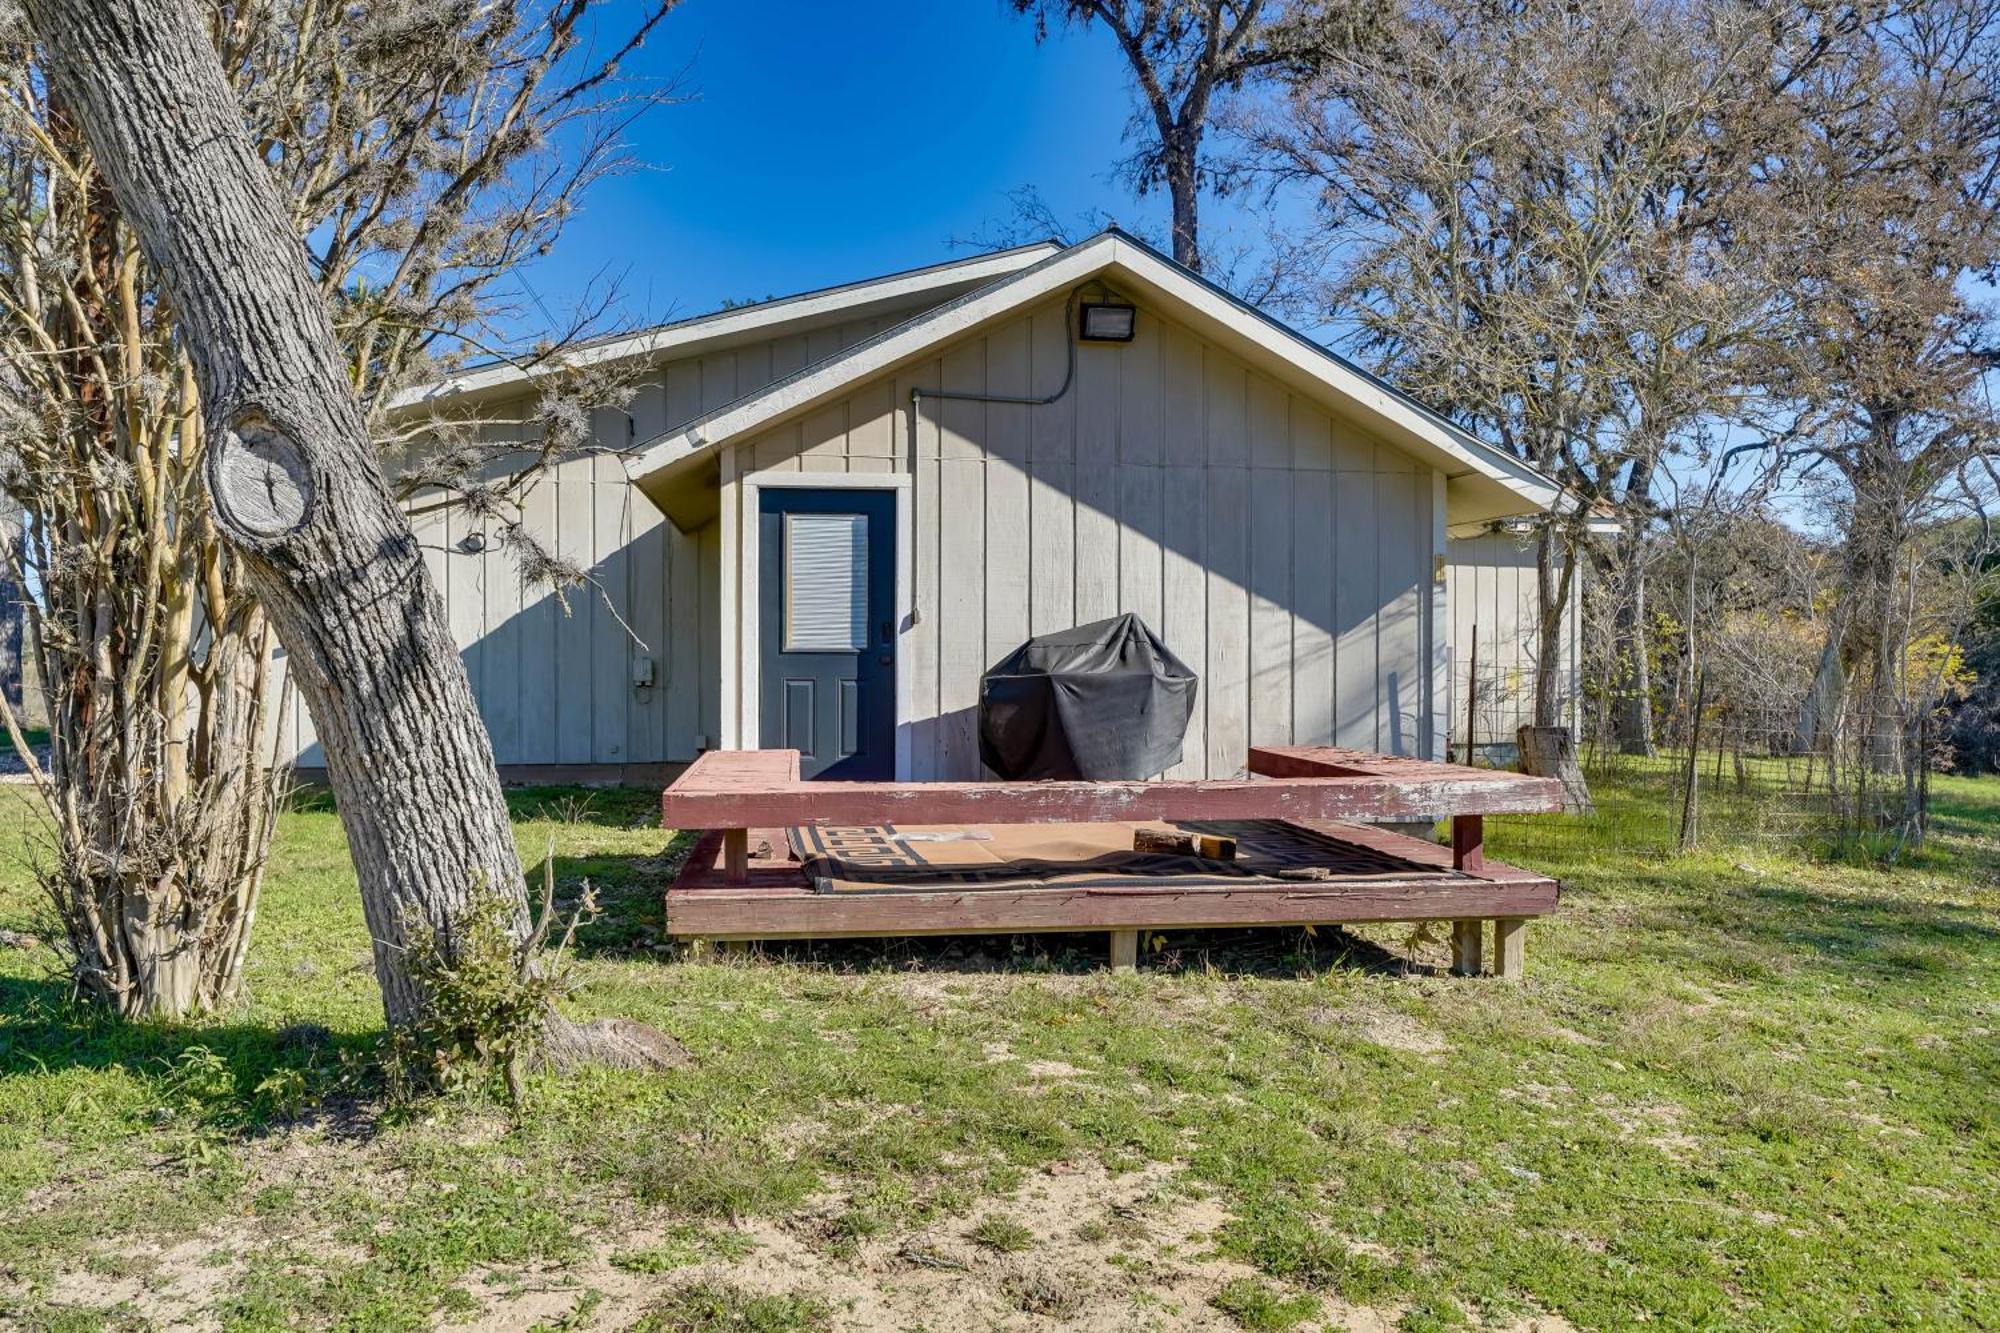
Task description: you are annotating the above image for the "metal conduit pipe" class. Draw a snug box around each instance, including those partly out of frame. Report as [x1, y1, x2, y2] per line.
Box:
[903, 286, 1092, 626]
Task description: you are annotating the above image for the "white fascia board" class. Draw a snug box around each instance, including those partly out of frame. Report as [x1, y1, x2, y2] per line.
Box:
[386, 241, 1061, 415]
[631, 230, 1561, 522]
[1097, 238, 1562, 517]
[630, 237, 1122, 474]
[1445, 509, 1622, 540]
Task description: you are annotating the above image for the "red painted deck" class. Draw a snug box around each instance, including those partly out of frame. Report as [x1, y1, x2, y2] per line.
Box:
[659, 748, 1563, 961]
[660, 746, 1565, 831]
[665, 817, 1557, 941]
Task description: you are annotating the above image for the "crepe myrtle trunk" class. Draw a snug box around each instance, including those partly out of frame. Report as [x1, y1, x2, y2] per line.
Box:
[25, 0, 676, 1067]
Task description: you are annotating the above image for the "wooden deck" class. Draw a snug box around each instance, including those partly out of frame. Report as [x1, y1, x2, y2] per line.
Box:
[659, 746, 1566, 830]
[660, 747, 1564, 977]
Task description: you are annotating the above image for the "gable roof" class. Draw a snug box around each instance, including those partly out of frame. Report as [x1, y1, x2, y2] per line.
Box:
[629, 229, 1563, 529]
[387, 240, 1063, 414]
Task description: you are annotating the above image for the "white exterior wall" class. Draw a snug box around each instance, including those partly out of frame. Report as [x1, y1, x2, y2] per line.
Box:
[721, 299, 1450, 780]
[273, 312, 907, 770]
[276, 296, 1525, 780]
[1445, 531, 1582, 755]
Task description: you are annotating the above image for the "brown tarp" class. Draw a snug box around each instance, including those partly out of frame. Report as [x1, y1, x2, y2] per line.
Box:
[787, 819, 1448, 895]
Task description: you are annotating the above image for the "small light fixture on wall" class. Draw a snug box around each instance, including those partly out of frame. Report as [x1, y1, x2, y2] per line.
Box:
[1078, 301, 1137, 342]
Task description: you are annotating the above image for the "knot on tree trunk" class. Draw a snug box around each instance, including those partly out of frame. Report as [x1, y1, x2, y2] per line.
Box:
[207, 406, 317, 548]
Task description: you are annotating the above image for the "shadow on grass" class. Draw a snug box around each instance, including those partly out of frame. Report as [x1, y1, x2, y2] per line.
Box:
[270, 784, 1466, 980]
[551, 832, 693, 960]
[0, 974, 380, 1136]
[1686, 876, 2000, 971]
[682, 923, 1437, 981]
[1531, 842, 2000, 998]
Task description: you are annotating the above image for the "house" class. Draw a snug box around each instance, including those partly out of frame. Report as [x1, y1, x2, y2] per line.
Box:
[273, 230, 1581, 782]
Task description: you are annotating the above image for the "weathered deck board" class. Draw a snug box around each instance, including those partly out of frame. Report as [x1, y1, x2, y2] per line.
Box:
[662, 747, 1566, 830]
[660, 748, 1561, 956]
[665, 818, 1558, 941]
[1246, 745, 1562, 799]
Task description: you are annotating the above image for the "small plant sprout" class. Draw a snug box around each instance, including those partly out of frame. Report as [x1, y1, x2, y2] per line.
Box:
[391, 837, 602, 1107]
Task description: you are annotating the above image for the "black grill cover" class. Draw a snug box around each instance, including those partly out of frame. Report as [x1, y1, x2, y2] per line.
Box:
[978, 613, 1198, 781]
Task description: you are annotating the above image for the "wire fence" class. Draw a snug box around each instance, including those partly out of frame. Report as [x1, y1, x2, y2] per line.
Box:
[1454, 661, 1939, 860]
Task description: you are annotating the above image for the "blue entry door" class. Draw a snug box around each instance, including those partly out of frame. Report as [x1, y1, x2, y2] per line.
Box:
[759, 488, 897, 779]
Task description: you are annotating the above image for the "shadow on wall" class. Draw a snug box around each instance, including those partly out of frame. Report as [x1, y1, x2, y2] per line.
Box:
[907, 451, 1434, 779]
[277, 477, 719, 773]
[274, 458, 1433, 780]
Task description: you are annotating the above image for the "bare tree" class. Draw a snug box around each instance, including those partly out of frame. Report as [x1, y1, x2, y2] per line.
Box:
[1766, 0, 2000, 779]
[0, 0, 666, 1019]
[1007, 0, 1305, 270]
[11, 0, 674, 1065]
[1256, 0, 1792, 731]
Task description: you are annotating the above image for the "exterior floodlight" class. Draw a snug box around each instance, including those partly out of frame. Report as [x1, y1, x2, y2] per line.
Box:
[1078, 301, 1137, 342]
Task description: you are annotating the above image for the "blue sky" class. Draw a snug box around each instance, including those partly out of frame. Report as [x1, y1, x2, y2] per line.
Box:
[515, 0, 1216, 334]
[508, 2, 1836, 527]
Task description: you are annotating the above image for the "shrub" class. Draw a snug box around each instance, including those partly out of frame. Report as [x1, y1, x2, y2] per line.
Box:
[388, 844, 597, 1106]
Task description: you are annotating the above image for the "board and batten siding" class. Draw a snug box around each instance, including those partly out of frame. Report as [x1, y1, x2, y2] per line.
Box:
[723, 297, 1450, 781]
[272, 311, 908, 769]
[1445, 531, 1582, 755]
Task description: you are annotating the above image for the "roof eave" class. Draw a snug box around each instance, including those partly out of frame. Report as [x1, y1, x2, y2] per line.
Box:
[386, 240, 1063, 417]
[629, 231, 1562, 525]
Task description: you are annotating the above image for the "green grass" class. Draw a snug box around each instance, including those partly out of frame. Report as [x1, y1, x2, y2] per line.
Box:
[1, 774, 1996, 1329]
[633, 1282, 830, 1333]
[1212, 1276, 1322, 1331]
[966, 1215, 1036, 1254]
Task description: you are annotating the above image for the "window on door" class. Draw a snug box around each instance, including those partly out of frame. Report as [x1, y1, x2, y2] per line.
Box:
[782, 512, 869, 652]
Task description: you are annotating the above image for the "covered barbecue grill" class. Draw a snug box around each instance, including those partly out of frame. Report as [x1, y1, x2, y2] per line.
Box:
[977, 613, 1198, 781]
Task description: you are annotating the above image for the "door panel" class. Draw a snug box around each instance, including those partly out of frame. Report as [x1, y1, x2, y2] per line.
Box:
[760, 488, 896, 779]
[783, 679, 815, 751]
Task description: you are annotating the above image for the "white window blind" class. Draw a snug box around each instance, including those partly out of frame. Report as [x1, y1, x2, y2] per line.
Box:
[784, 512, 868, 652]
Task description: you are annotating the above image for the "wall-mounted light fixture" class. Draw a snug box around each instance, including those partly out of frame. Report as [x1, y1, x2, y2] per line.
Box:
[1078, 301, 1137, 342]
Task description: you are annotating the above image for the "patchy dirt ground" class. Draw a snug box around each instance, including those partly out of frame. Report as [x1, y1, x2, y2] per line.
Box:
[24, 1144, 1576, 1332]
[10, 778, 1997, 1329]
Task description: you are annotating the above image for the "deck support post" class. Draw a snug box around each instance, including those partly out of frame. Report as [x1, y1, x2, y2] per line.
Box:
[1493, 918, 1526, 980]
[1108, 929, 1139, 973]
[1450, 920, 1484, 976]
[1451, 814, 1485, 873]
[723, 828, 749, 885]
[694, 937, 750, 958]
[1450, 817, 1488, 977]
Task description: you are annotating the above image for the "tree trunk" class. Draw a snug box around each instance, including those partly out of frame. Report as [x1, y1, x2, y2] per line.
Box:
[26, 0, 676, 1068]
[1521, 524, 1591, 809]
[1517, 725, 1594, 813]
[1611, 469, 1654, 756]
[0, 501, 22, 717]
[1532, 522, 1577, 730]
[1612, 546, 1655, 755]
[1797, 630, 1847, 755]
[1797, 471, 1902, 762]
[1865, 606, 1906, 776]
[1163, 131, 1202, 272]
